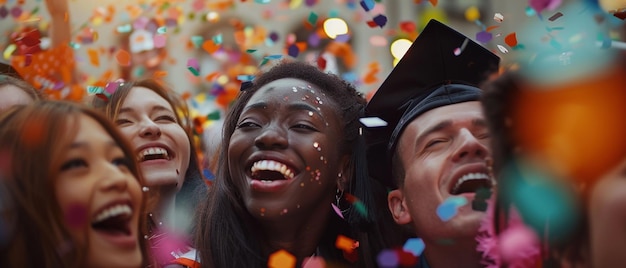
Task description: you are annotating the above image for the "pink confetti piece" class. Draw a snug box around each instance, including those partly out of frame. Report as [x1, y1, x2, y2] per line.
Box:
[331, 203, 344, 219]
[153, 35, 166, 48]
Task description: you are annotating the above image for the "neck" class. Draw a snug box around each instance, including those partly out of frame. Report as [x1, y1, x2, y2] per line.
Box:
[150, 188, 177, 229]
[258, 209, 332, 263]
[422, 238, 482, 268]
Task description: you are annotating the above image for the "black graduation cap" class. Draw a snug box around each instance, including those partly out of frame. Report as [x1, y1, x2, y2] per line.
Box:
[0, 60, 22, 79]
[362, 19, 500, 188]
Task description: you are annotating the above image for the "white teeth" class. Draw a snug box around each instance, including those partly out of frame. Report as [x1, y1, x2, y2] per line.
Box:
[251, 160, 295, 180]
[92, 204, 132, 224]
[453, 173, 491, 192]
[137, 147, 169, 161]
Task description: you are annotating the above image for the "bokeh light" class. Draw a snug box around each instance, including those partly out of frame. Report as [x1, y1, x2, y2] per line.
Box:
[323, 18, 348, 39]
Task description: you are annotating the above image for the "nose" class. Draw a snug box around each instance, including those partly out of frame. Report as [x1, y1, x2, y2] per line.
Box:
[139, 119, 161, 139]
[451, 128, 489, 162]
[254, 125, 288, 150]
[101, 163, 130, 192]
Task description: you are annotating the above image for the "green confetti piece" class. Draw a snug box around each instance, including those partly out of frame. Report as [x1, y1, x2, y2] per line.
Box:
[207, 110, 221, 120]
[69, 42, 80, 50]
[212, 34, 223, 45]
[246, 49, 257, 53]
[157, 26, 167, 34]
[308, 12, 318, 25]
[187, 66, 200, 76]
[117, 24, 132, 33]
[191, 35, 204, 48]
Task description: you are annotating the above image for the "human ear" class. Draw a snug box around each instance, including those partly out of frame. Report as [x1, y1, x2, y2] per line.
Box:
[388, 189, 412, 225]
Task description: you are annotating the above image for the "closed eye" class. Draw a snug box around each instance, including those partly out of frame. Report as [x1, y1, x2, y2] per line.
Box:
[425, 139, 447, 149]
[155, 115, 177, 123]
[291, 123, 317, 132]
[61, 158, 88, 171]
[115, 118, 132, 125]
[112, 157, 132, 168]
[236, 121, 261, 129]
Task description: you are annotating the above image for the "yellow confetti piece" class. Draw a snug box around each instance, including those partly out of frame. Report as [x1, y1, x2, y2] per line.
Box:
[289, 0, 303, 9]
[465, 6, 480, 22]
[268, 249, 296, 268]
[3, 44, 16, 59]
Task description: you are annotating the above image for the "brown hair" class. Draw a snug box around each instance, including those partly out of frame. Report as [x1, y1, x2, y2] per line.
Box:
[0, 101, 150, 267]
[91, 79, 206, 233]
[0, 74, 43, 101]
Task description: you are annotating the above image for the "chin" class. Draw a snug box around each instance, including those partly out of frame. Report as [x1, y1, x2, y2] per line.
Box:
[143, 173, 183, 189]
[88, 254, 142, 268]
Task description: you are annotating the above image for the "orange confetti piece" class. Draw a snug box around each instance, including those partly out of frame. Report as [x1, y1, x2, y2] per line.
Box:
[153, 70, 168, 79]
[202, 40, 220, 54]
[505, 33, 518, 47]
[115, 49, 131, 66]
[486, 25, 500, 32]
[268, 249, 296, 268]
[181, 91, 192, 100]
[87, 49, 100, 67]
[204, 71, 220, 82]
[335, 235, 357, 253]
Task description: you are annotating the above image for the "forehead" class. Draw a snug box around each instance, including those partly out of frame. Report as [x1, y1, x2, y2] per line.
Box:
[409, 101, 484, 133]
[122, 86, 173, 110]
[73, 114, 114, 143]
[249, 78, 336, 107]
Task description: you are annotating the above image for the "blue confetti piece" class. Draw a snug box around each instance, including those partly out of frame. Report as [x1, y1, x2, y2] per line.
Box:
[360, 0, 375, 11]
[436, 198, 462, 222]
[203, 169, 215, 180]
[157, 26, 167, 34]
[212, 34, 223, 45]
[265, 54, 283, 60]
[335, 34, 351, 43]
[403, 238, 425, 257]
[237, 75, 255, 81]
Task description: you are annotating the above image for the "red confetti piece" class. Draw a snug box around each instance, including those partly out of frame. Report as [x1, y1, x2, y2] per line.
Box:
[505, 32, 518, 47]
[317, 56, 327, 70]
[399, 21, 416, 33]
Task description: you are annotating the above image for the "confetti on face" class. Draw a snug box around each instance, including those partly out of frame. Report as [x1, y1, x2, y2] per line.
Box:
[403, 238, 425, 256]
[64, 203, 88, 229]
[436, 196, 467, 222]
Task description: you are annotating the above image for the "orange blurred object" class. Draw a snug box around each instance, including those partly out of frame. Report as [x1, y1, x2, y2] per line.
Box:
[512, 63, 626, 183]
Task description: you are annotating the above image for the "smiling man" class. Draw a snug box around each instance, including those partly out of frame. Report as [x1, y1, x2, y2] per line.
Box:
[362, 20, 500, 268]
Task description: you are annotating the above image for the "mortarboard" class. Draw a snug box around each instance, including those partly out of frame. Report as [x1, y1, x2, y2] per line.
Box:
[0, 60, 22, 79]
[362, 19, 500, 188]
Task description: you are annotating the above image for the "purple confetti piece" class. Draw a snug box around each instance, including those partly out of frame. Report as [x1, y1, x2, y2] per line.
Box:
[372, 14, 387, 28]
[305, 0, 318, 7]
[269, 32, 280, 42]
[0, 6, 8, 19]
[476, 31, 493, 43]
[334, 33, 351, 43]
[287, 44, 299, 57]
[308, 32, 321, 47]
[10, 6, 22, 18]
[548, 12, 563, 21]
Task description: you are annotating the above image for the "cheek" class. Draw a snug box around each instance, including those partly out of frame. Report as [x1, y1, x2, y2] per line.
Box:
[55, 179, 92, 241]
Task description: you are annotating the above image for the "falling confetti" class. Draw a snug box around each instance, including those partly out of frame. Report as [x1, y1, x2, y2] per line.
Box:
[494, 12, 504, 22]
[403, 238, 425, 256]
[268, 249, 296, 268]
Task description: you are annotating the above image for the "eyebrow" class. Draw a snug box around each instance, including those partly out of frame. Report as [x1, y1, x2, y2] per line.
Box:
[414, 118, 487, 148]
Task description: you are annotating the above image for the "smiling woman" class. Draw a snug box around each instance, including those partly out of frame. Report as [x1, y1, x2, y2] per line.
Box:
[0, 101, 151, 267]
[92, 79, 207, 266]
[194, 60, 402, 268]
